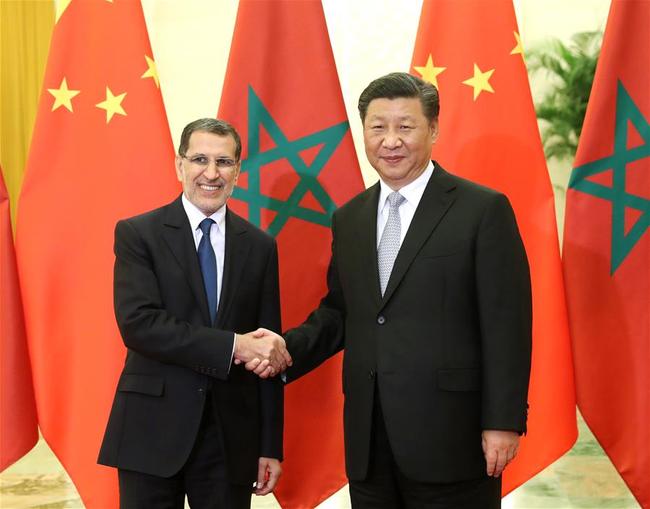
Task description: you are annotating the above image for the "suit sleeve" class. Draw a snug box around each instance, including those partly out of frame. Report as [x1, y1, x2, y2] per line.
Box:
[284, 213, 346, 382]
[257, 240, 284, 460]
[113, 219, 234, 380]
[475, 193, 532, 433]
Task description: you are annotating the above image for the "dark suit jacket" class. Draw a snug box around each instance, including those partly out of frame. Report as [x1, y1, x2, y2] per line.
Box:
[98, 195, 283, 484]
[285, 164, 531, 483]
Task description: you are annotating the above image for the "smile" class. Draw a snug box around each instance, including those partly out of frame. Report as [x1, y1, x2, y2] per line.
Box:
[199, 183, 223, 191]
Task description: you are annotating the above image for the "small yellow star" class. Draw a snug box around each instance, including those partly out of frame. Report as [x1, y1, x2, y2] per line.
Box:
[96, 87, 127, 123]
[413, 54, 446, 88]
[141, 55, 160, 88]
[47, 77, 80, 112]
[462, 63, 495, 101]
[510, 31, 524, 56]
[55, 0, 72, 23]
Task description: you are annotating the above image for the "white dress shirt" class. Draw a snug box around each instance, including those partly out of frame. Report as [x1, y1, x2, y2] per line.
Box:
[377, 161, 434, 248]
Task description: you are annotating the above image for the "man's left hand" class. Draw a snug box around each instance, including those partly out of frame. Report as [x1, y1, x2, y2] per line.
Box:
[482, 429, 520, 477]
[254, 457, 281, 495]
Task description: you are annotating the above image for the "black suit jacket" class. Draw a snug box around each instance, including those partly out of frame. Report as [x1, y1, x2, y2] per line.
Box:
[98, 195, 282, 484]
[286, 164, 531, 483]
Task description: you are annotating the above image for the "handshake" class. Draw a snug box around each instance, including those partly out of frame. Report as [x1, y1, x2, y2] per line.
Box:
[233, 328, 291, 378]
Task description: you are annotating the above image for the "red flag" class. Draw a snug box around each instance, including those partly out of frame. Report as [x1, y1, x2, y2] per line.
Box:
[563, 0, 650, 506]
[15, 2, 178, 506]
[411, 0, 577, 494]
[218, 1, 365, 506]
[0, 168, 38, 471]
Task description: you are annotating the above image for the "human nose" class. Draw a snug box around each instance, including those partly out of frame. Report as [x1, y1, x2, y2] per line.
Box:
[203, 160, 221, 179]
[381, 128, 403, 149]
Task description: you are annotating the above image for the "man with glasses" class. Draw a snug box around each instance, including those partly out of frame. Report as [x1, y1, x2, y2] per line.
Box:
[98, 118, 291, 508]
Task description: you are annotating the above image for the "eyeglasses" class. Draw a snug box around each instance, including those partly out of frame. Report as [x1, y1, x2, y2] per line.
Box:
[181, 154, 238, 169]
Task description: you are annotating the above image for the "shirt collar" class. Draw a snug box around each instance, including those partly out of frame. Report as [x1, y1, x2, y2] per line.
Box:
[378, 161, 435, 210]
[181, 194, 226, 233]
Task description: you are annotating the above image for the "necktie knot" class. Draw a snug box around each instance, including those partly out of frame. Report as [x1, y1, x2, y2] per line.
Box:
[387, 191, 405, 210]
[199, 217, 215, 237]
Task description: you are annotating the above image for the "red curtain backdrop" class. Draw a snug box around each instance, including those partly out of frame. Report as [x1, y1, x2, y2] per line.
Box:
[218, 1, 365, 507]
[411, 0, 577, 495]
[15, 2, 179, 506]
[564, 0, 650, 507]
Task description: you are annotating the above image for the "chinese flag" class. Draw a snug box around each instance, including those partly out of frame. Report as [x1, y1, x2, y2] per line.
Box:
[1, 168, 38, 471]
[411, 0, 577, 494]
[563, 0, 650, 507]
[218, 1, 365, 507]
[15, 2, 178, 506]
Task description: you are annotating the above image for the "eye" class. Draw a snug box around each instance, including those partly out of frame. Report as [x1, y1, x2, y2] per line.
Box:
[370, 124, 384, 130]
[215, 158, 236, 168]
[191, 156, 208, 165]
[400, 125, 414, 130]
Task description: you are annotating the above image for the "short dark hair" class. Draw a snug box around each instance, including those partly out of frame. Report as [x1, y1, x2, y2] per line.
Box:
[358, 72, 440, 124]
[178, 118, 242, 160]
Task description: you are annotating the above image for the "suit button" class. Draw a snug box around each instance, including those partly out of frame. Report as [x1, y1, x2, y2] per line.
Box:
[377, 315, 386, 325]
[198, 388, 204, 393]
[368, 369, 376, 380]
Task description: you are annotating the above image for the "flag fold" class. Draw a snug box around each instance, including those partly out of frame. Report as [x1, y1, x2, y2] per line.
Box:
[1, 169, 38, 471]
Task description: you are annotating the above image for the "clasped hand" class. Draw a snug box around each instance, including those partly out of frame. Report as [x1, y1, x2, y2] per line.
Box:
[234, 328, 291, 378]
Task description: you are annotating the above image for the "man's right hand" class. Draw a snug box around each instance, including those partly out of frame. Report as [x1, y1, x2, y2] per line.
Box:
[234, 328, 292, 378]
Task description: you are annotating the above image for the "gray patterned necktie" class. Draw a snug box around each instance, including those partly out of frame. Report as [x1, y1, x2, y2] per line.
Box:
[378, 191, 406, 296]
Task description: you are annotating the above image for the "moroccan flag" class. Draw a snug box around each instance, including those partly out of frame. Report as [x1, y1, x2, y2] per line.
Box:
[563, 0, 650, 506]
[411, 0, 577, 494]
[15, 1, 178, 506]
[218, 1, 365, 507]
[0, 168, 38, 471]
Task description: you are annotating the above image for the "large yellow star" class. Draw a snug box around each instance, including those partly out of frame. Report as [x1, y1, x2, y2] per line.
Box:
[141, 55, 160, 88]
[96, 87, 127, 123]
[413, 54, 446, 88]
[510, 31, 524, 57]
[55, 0, 72, 23]
[47, 77, 80, 112]
[462, 63, 495, 101]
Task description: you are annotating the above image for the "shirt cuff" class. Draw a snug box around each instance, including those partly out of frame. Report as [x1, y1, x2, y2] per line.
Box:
[229, 333, 236, 373]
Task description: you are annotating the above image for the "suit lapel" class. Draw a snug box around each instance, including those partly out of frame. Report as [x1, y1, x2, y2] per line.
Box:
[354, 182, 383, 308]
[161, 196, 212, 325]
[380, 166, 457, 307]
[215, 208, 250, 328]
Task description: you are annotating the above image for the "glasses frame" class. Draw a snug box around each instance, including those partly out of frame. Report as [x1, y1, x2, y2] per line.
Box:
[181, 154, 239, 170]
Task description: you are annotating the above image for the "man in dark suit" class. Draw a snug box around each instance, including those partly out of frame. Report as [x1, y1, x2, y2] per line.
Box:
[98, 118, 292, 509]
[250, 73, 532, 508]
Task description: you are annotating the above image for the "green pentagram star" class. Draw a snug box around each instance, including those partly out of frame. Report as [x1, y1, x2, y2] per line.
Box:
[569, 80, 650, 274]
[232, 86, 348, 237]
